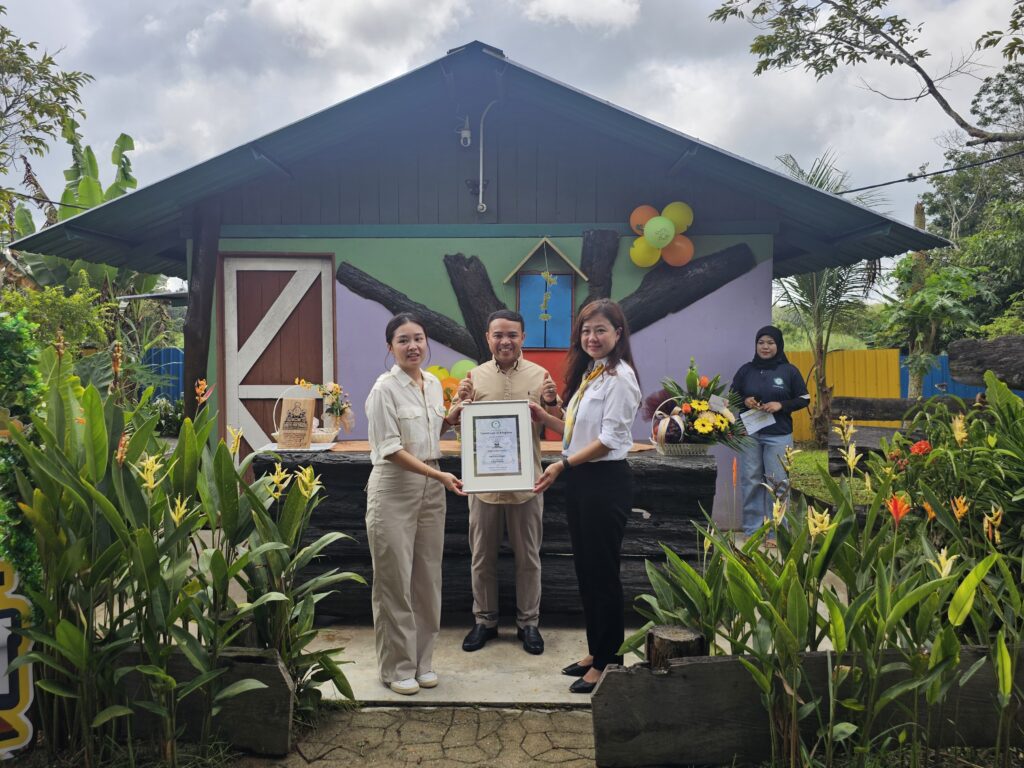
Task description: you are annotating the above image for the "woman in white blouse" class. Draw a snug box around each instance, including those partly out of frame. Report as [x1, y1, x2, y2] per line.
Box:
[532, 299, 641, 694]
[365, 313, 465, 695]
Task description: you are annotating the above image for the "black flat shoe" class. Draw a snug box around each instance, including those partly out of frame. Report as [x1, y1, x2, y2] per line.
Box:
[561, 662, 591, 677]
[569, 678, 597, 694]
[462, 623, 498, 652]
[517, 625, 545, 655]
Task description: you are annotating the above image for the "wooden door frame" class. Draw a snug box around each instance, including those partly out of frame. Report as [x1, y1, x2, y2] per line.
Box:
[217, 252, 337, 447]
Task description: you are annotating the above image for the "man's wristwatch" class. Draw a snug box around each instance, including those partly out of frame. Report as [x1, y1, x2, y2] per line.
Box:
[560, 457, 571, 471]
[542, 397, 558, 407]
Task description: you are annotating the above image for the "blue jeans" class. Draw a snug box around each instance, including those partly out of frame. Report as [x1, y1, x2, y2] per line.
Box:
[740, 432, 792, 535]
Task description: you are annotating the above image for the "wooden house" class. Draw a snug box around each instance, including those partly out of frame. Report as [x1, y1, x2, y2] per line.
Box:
[12, 41, 945, 525]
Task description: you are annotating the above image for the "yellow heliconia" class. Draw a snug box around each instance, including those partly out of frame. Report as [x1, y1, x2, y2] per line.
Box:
[863, 472, 873, 494]
[295, 465, 323, 500]
[772, 498, 787, 526]
[951, 414, 968, 446]
[832, 415, 857, 446]
[136, 453, 165, 492]
[806, 505, 835, 540]
[928, 548, 958, 578]
[783, 445, 802, 473]
[269, 462, 291, 500]
[171, 494, 190, 526]
[227, 425, 243, 457]
[841, 444, 861, 473]
[984, 503, 1004, 546]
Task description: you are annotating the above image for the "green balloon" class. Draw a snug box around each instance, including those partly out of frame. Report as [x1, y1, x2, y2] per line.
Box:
[450, 359, 476, 379]
[643, 216, 675, 249]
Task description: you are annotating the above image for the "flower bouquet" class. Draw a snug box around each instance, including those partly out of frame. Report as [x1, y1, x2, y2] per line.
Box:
[644, 359, 748, 455]
[295, 378, 355, 436]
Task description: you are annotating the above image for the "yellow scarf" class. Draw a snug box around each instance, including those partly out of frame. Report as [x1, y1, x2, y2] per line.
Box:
[562, 364, 605, 449]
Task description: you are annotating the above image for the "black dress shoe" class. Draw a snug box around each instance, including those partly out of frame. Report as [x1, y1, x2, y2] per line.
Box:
[517, 625, 544, 655]
[462, 624, 498, 652]
[569, 677, 597, 694]
[561, 661, 591, 677]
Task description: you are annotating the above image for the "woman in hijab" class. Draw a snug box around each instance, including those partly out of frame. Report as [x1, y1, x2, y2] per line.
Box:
[731, 326, 810, 536]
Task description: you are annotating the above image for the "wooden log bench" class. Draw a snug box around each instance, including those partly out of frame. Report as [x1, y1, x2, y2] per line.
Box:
[252, 441, 718, 625]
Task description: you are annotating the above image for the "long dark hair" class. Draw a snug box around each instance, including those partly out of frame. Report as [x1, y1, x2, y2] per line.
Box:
[385, 313, 426, 346]
[563, 299, 636, 401]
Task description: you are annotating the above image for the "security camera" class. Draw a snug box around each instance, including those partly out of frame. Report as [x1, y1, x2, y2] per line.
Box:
[460, 128, 472, 148]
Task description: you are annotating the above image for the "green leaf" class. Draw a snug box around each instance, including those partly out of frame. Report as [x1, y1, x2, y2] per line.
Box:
[821, 589, 847, 654]
[949, 553, 999, 627]
[55, 620, 88, 670]
[92, 705, 134, 728]
[995, 630, 1012, 706]
[37, 679, 79, 698]
[213, 678, 268, 703]
[81, 385, 108, 482]
[884, 577, 951, 636]
[830, 722, 858, 742]
[738, 657, 772, 694]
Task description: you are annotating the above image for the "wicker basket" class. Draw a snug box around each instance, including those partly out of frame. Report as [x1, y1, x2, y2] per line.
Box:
[650, 396, 711, 457]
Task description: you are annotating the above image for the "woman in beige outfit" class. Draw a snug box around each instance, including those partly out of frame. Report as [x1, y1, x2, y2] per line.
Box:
[365, 313, 465, 695]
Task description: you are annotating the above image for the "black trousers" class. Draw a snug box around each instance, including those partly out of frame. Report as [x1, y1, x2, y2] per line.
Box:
[565, 460, 631, 670]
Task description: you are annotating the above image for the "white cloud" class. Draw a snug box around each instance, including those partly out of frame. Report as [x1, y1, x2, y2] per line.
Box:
[511, 0, 640, 32]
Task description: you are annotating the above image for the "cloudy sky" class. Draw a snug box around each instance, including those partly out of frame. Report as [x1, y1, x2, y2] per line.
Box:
[7, 0, 1011, 227]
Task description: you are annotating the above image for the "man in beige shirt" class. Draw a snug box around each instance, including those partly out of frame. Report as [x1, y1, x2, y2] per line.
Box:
[452, 310, 560, 655]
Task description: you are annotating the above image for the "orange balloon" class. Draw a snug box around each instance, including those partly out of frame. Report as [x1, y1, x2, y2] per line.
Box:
[441, 377, 460, 396]
[629, 205, 659, 236]
[661, 235, 694, 267]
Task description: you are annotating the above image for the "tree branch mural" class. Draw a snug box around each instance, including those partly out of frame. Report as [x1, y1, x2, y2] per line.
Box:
[336, 232, 758, 361]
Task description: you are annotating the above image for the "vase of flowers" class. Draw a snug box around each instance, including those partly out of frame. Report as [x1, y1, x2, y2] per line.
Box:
[644, 359, 748, 455]
[294, 378, 355, 438]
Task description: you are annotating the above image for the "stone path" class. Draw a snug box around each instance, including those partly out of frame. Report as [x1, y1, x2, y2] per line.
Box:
[233, 707, 596, 767]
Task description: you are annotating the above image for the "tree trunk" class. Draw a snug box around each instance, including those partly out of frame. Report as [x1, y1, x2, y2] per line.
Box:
[335, 261, 481, 361]
[645, 626, 706, 670]
[580, 229, 619, 304]
[907, 372, 923, 400]
[442, 253, 508, 361]
[948, 336, 1024, 390]
[184, 198, 221, 419]
[620, 244, 757, 334]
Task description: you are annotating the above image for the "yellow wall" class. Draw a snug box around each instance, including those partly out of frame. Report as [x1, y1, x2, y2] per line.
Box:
[787, 349, 902, 442]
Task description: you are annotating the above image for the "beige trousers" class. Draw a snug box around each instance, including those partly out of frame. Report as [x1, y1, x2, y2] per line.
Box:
[468, 495, 543, 628]
[366, 462, 446, 683]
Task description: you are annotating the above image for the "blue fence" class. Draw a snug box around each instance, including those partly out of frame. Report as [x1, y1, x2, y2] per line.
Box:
[143, 347, 185, 402]
[899, 354, 1024, 399]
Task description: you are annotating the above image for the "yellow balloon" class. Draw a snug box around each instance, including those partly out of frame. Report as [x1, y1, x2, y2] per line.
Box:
[427, 365, 450, 380]
[629, 236, 661, 268]
[662, 201, 694, 234]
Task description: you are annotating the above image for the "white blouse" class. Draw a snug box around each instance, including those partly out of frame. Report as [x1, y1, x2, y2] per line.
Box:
[365, 366, 445, 466]
[563, 360, 641, 461]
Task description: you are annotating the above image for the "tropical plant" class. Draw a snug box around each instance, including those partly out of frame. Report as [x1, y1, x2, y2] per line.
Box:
[773, 150, 885, 446]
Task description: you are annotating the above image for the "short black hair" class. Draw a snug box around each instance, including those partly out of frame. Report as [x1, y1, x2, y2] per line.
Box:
[486, 309, 525, 332]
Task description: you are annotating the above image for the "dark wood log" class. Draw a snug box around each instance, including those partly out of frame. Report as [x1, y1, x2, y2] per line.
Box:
[948, 335, 1024, 390]
[120, 648, 293, 756]
[619, 244, 757, 334]
[183, 198, 220, 418]
[593, 647, 1024, 767]
[336, 260, 479, 360]
[831, 395, 966, 422]
[442, 253, 507, 361]
[580, 229, 619, 304]
[251, 449, 718, 624]
[645, 626, 705, 670]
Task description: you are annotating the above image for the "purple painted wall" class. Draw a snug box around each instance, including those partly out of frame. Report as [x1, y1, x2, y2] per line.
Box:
[335, 259, 773, 528]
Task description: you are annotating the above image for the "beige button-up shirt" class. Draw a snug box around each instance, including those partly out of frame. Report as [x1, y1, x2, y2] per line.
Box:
[365, 366, 445, 466]
[465, 357, 551, 505]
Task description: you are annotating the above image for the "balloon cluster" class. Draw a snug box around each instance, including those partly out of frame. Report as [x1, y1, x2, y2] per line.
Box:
[428, 360, 475, 408]
[628, 201, 695, 268]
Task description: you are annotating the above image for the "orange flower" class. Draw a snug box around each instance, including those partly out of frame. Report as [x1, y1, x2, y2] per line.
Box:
[681, 403, 692, 415]
[698, 375, 710, 388]
[922, 501, 936, 521]
[195, 378, 213, 405]
[951, 495, 969, 522]
[910, 440, 932, 456]
[886, 494, 911, 528]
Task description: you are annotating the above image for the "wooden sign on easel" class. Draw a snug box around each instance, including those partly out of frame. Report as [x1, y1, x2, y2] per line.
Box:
[277, 398, 314, 449]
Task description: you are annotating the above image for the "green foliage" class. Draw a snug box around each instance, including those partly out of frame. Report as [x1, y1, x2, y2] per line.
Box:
[10, 382, 360, 766]
[979, 291, 1024, 338]
[627, 373, 1024, 767]
[0, 278, 111, 350]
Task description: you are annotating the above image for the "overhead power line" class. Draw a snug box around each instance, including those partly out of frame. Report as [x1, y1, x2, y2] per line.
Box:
[839, 147, 1024, 194]
[1, 187, 91, 211]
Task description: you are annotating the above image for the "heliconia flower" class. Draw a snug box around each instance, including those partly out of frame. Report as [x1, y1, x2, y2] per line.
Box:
[136, 453, 165, 492]
[227, 425, 243, 457]
[984, 503, 1004, 545]
[841, 444, 861, 473]
[782, 445, 802, 473]
[951, 414, 968, 446]
[863, 472, 873, 494]
[171, 494, 189, 526]
[922, 501, 936, 521]
[910, 440, 932, 456]
[295, 465, 323, 500]
[269, 462, 291, 500]
[832, 415, 857, 445]
[951, 495, 969, 522]
[703, 535, 712, 554]
[928, 548, 958, 578]
[115, 432, 129, 466]
[886, 494, 911, 528]
[806, 505, 834, 539]
[195, 378, 213, 405]
[772, 498, 786, 525]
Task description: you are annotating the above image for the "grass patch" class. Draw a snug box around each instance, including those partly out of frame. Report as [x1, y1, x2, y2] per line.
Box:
[788, 447, 874, 507]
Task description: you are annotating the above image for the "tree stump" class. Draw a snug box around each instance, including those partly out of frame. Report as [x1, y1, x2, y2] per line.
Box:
[645, 626, 706, 670]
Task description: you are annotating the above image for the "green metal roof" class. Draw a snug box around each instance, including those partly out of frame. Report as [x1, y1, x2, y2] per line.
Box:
[11, 40, 947, 279]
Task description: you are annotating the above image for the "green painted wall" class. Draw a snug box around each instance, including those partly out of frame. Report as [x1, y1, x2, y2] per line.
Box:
[219, 232, 772, 321]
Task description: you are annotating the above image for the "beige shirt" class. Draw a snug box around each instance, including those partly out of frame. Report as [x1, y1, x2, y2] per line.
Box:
[365, 366, 445, 466]
[465, 357, 550, 505]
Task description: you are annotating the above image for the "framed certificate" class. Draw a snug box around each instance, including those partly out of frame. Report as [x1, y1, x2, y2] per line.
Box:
[460, 400, 535, 493]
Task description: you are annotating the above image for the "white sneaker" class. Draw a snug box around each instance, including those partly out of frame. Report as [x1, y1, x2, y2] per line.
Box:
[388, 678, 419, 695]
[416, 671, 439, 688]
